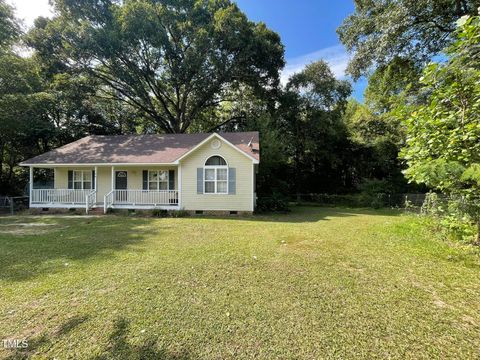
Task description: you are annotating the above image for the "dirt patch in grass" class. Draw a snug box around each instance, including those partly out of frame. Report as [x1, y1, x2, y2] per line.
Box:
[0, 223, 61, 236]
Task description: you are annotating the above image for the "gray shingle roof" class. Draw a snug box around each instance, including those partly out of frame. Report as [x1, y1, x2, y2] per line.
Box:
[21, 132, 259, 165]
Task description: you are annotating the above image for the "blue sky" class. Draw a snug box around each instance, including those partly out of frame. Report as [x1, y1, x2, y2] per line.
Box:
[235, 0, 366, 100]
[8, 0, 366, 100]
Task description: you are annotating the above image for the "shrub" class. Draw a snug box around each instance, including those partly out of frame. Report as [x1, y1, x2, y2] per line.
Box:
[256, 193, 290, 213]
[303, 193, 387, 208]
[152, 209, 168, 217]
[169, 210, 189, 218]
[152, 209, 189, 218]
[357, 179, 392, 208]
[420, 193, 477, 243]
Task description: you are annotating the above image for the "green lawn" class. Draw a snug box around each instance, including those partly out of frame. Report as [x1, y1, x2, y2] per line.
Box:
[0, 207, 479, 359]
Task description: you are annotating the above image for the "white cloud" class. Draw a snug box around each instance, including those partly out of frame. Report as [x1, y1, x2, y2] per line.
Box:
[8, 0, 53, 28]
[281, 44, 350, 84]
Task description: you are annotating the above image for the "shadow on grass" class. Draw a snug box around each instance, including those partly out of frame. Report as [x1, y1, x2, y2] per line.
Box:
[196, 206, 402, 224]
[4, 315, 88, 360]
[0, 217, 157, 282]
[0, 207, 402, 282]
[55, 315, 89, 337]
[3, 334, 50, 360]
[4, 315, 190, 360]
[92, 317, 191, 360]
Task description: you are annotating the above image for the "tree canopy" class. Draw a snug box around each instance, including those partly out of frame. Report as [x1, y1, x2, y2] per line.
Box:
[338, 0, 480, 79]
[30, 0, 285, 133]
[279, 61, 352, 195]
[0, 0, 20, 51]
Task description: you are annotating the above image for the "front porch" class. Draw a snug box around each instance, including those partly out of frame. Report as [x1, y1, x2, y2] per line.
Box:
[30, 189, 180, 213]
[28, 165, 181, 214]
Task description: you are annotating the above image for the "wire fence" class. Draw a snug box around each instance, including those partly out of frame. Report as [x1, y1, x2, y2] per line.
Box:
[290, 193, 429, 209]
[0, 196, 29, 215]
[290, 193, 480, 218]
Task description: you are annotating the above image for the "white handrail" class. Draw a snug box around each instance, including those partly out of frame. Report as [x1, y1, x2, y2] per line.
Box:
[104, 190, 114, 214]
[85, 190, 96, 214]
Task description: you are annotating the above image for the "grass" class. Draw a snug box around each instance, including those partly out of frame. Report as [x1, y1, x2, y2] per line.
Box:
[0, 207, 479, 359]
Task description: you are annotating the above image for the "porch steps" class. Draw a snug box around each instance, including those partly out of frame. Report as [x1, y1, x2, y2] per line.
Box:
[87, 207, 104, 215]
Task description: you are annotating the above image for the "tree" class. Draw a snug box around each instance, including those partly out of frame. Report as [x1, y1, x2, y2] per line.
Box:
[279, 61, 352, 197]
[0, 0, 20, 51]
[364, 57, 421, 115]
[401, 14, 480, 243]
[30, 0, 285, 133]
[338, 0, 480, 79]
[0, 2, 137, 194]
[0, 1, 46, 193]
[343, 99, 417, 194]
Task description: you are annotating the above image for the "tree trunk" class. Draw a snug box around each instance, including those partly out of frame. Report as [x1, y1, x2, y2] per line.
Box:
[475, 221, 480, 246]
[0, 142, 4, 184]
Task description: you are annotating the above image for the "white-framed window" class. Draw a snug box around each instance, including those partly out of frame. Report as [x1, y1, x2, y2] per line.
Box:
[204, 155, 228, 194]
[148, 170, 169, 190]
[73, 170, 92, 190]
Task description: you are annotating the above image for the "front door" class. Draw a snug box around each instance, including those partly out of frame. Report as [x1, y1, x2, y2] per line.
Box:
[115, 171, 128, 202]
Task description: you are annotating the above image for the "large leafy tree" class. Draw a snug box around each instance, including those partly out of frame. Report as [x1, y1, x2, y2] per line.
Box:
[338, 0, 480, 79]
[0, 1, 50, 193]
[401, 15, 480, 243]
[0, 2, 138, 194]
[364, 57, 421, 115]
[27, 17, 143, 140]
[31, 0, 284, 133]
[343, 99, 416, 194]
[279, 61, 352, 196]
[346, 58, 422, 192]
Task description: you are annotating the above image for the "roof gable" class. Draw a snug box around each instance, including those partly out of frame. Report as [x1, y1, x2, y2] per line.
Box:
[175, 133, 259, 164]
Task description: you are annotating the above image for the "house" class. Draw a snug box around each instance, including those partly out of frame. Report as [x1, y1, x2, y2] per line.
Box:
[20, 132, 260, 214]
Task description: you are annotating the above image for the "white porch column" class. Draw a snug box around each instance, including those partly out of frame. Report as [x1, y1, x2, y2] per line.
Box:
[94, 166, 98, 202]
[29, 166, 33, 207]
[251, 163, 255, 212]
[178, 163, 182, 208]
[111, 166, 115, 191]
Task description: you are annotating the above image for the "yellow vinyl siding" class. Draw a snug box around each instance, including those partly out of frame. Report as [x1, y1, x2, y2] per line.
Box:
[97, 167, 111, 202]
[180, 138, 254, 211]
[54, 168, 68, 189]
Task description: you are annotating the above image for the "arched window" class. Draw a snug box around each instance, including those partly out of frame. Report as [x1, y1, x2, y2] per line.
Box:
[204, 155, 228, 194]
[205, 156, 227, 166]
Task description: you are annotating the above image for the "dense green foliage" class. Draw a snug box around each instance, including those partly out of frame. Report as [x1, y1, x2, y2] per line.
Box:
[33, 0, 284, 133]
[0, 1, 51, 193]
[401, 15, 480, 242]
[1, 208, 479, 358]
[279, 61, 352, 195]
[338, 0, 480, 79]
[339, 1, 480, 243]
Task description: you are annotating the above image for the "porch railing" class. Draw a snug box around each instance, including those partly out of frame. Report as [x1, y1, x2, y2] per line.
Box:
[31, 189, 92, 205]
[31, 189, 179, 212]
[85, 190, 97, 214]
[104, 190, 178, 213]
[104, 190, 114, 214]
